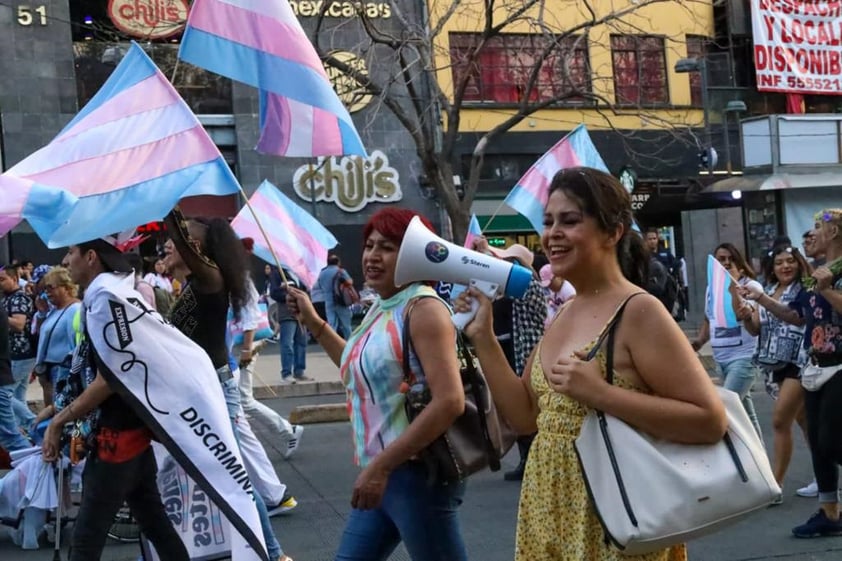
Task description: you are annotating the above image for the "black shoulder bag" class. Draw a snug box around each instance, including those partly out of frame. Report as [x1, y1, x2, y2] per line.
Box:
[402, 297, 516, 484]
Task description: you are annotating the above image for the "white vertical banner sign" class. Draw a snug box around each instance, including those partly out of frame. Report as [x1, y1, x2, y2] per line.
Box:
[751, 0, 842, 94]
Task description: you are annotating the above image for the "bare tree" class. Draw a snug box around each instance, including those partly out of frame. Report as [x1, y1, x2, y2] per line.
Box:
[313, 0, 708, 241]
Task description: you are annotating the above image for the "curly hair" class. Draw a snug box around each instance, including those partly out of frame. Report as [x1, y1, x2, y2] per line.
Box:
[764, 245, 812, 286]
[43, 267, 78, 298]
[189, 217, 250, 317]
[547, 167, 649, 288]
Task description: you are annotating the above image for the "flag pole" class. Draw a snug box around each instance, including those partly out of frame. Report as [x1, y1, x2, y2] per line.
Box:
[479, 199, 509, 235]
[240, 186, 289, 284]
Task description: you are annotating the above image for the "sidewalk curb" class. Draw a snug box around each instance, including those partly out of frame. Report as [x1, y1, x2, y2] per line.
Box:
[289, 403, 349, 424]
[254, 381, 345, 399]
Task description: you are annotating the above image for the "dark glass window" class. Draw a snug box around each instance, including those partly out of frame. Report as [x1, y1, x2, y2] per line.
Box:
[610, 35, 669, 105]
[685, 35, 707, 107]
[450, 33, 591, 104]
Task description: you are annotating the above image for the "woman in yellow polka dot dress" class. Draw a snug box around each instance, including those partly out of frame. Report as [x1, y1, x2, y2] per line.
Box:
[454, 168, 727, 561]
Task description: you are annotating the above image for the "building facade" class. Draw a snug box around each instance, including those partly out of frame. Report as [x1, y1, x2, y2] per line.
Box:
[428, 0, 729, 257]
[0, 0, 438, 283]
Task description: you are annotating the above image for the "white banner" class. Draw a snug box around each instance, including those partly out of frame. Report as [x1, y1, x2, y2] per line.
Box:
[751, 0, 842, 94]
[84, 273, 266, 561]
[142, 444, 234, 561]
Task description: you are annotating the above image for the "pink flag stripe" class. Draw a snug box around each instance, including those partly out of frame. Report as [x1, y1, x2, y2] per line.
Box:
[310, 105, 343, 155]
[257, 95, 293, 155]
[58, 75, 183, 141]
[0, 176, 32, 231]
[519, 145, 582, 202]
[24, 127, 220, 196]
[12, 105, 200, 178]
[192, 0, 325, 76]
[713, 265, 727, 327]
[246, 189, 329, 266]
[234, 220, 321, 287]
[216, 0, 301, 23]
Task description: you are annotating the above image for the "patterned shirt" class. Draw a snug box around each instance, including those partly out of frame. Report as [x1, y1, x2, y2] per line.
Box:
[755, 282, 807, 369]
[340, 283, 446, 467]
[3, 289, 35, 360]
[790, 272, 842, 358]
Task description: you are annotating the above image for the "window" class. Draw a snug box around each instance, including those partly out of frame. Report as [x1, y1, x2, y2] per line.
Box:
[685, 36, 707, 106]
[610, 35, 668, 105]
[449, 33, 590, 104]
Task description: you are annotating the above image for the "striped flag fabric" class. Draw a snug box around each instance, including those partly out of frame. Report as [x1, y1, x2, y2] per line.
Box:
[706, 255, 739, 329]
[0, 42, 240, 248]
[179, 0, 366, 158]
[503, 124, 607, 234]
[463, 214, 482, 249]
[231, 180, 338, 288]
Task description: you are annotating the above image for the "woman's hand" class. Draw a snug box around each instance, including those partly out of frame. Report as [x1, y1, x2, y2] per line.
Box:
[42, 420, 62, 462]
[813, 266, 834, 292]
[451, 287, 494, 341]
[286, 286, 319, 325]
[737, 280, 764, 301]
[350, 461, 391, 510]
[735, 301, 754, 321]
[547, 350, 608, 407]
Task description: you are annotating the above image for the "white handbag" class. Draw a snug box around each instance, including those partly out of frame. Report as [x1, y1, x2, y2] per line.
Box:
[801, 363, 841, 392]
[574, 299, 781, 556]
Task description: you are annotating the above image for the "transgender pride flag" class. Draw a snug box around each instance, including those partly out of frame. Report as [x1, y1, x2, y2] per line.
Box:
[463, 214, 482, 249]
[231, 181, 338, 288]
[0, 42, 240, 248]
[706, 255, 739, 329]
[504, 124, 607, 234]
[179, 0, 366, 158]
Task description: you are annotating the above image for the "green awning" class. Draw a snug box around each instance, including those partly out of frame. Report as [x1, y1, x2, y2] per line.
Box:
[477, 214, 535, 233]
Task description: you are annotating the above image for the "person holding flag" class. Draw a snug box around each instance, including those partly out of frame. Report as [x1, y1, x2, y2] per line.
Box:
[691, 244, 762, 437]
[163, 208, 290, 561]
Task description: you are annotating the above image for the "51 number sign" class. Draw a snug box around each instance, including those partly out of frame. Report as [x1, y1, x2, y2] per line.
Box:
[16, 5, 48, 26]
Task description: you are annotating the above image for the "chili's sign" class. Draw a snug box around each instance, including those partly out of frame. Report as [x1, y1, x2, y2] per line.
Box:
[292, 150, 402, 213]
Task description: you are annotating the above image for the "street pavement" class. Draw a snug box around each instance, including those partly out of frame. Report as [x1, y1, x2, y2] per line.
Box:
[7, 340, 842, 560]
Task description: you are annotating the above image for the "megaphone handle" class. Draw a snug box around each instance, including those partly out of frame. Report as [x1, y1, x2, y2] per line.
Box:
[451, 279, 499, 331]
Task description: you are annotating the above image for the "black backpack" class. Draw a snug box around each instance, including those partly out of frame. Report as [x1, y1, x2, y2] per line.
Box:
[647, 257, 677, 312]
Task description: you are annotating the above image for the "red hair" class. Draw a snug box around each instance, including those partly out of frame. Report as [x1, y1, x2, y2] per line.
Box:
[362, 208, 435, 245]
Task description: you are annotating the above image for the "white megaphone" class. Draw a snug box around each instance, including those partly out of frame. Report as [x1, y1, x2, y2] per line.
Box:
[395, 216, 533, 330]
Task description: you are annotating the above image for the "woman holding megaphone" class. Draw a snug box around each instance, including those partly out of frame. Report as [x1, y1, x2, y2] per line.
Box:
[452, 167, 727, 561]
[286, 207, 468, 561]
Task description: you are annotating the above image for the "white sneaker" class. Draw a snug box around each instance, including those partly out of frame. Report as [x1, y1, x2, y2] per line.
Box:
[282, 425, 303, 459]
[796, 480, 819, 498]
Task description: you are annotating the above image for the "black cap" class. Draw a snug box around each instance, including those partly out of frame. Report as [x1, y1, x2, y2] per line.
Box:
[77, 239, 133, 274]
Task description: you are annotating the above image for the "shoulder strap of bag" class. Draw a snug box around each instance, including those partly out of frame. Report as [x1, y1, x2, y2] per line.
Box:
[401, 295, 440, 384]
[584, 292, 646, 378]
[401, 297, 501, 471]
[39, 306, 72, 358]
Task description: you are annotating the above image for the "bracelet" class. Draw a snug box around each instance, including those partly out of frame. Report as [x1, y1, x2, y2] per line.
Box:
[313, 320, 327, 339]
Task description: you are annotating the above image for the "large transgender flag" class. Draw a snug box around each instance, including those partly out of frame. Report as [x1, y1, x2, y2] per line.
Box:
[463, 214, 482, 249]
[0, 42, 240, 248]
[231, 180, 338, 288]
[706, 255, 739, 330]
[179, 0, 366, 158]
[503, 124, 607, 234]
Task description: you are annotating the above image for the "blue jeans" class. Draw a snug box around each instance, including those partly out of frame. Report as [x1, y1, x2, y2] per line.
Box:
[719, 358, 763, 439]
[325, 302, 352, 339]
[279, 320, 306, 379]
[0, 384, 32, 451]
[335, 462, 467, 561]
[11, 358, 36, 427]
[221, 377, 283, 559]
